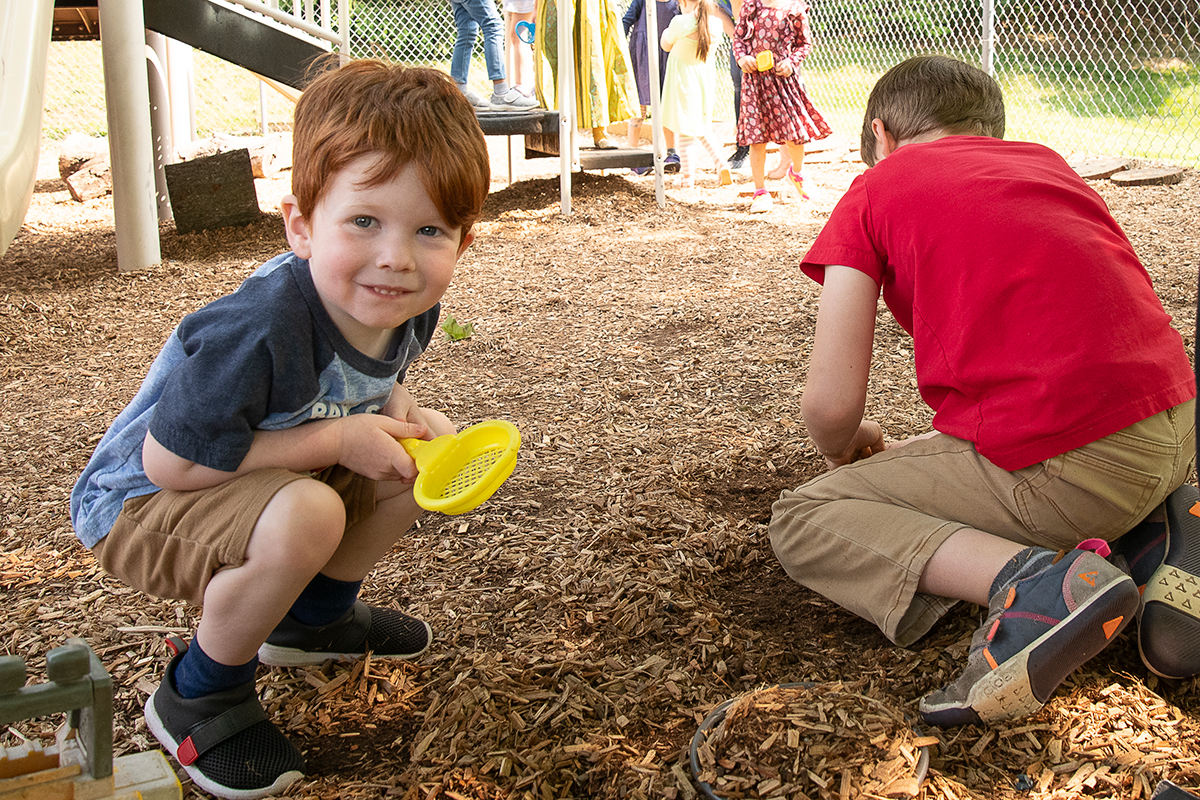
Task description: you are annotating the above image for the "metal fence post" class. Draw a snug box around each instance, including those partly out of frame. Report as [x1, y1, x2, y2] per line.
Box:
[982, 0, 996, 77]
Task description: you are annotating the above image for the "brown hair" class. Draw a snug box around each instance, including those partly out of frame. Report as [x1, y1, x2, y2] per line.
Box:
[694, 0, 715, 62]
[860, 55, 1005, 167]
[291, 57, 490, 235]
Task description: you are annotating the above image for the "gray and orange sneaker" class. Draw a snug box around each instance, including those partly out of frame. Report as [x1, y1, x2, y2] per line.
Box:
[1113, 484, 1200, 680]
[920, 547, 1139, 727]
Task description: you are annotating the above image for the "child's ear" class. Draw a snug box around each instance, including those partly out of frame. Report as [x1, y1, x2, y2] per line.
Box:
[870, 118, 899, 161]
[280, 194, 313, 259]
[456, 229, 475, 259]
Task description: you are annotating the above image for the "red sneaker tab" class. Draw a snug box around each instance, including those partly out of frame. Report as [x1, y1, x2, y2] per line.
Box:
[1102, 615, 1124, 640]
[177, 736, 199, 766]
[1190, 501, 1200, 518]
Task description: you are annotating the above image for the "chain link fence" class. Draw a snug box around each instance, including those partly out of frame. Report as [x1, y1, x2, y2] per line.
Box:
[43, 0, 1199, 165]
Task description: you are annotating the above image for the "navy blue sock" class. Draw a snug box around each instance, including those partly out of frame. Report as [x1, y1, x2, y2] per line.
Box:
[289, 572, 363, 627]
[173, 637, 257, 699]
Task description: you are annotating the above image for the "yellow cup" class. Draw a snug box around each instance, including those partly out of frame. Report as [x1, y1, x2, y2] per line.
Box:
[756, 50, 774, 71]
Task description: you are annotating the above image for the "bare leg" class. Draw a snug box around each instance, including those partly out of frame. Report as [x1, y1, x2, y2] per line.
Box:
[917, 528, 1025, 606]
[627, 110, 645, 148]
[784, 141, 806, 175]
[196, 480, 347, 665]
[196, 479, 423, 666]
[505, 9, 535, 90]
[767, 146, 792, 179]
[749, 142, 768, 189]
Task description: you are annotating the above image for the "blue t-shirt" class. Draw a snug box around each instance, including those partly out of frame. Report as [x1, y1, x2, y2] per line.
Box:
[70, 253, 439, 548]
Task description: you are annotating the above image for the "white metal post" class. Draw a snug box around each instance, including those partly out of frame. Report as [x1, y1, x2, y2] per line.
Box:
[98, 0, 161, 272]
[644, 0, 664, 206]
[144, 32, 173, 222]
[558, 0, 573, 215]
[982, 0, 996, 76]
[165, 38, 195, 147]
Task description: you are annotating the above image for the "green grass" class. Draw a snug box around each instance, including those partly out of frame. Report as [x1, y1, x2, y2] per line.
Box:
[40, 38, 1199, 165]
[802, 48, 1200, 165]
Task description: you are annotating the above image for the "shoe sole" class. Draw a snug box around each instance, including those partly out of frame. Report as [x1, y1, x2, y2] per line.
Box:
[257, 619, 432, 667]
[145, 689, 303, 800]
[1140, 483, 1200, 679]
[921, 559, 1139, 726]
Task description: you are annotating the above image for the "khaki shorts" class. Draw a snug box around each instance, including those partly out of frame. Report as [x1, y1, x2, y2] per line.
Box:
[91, 466, 376, 606]
[770, 399, 1196, 647]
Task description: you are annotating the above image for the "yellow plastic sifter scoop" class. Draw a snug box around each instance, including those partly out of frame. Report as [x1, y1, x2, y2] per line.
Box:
[399, 420, 521, 515]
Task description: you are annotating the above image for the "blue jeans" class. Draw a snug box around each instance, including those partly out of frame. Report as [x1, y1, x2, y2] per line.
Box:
[450, 0, 506, 84]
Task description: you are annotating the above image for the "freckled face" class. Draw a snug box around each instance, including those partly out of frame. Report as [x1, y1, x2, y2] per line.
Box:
[283, 155, 472, 356]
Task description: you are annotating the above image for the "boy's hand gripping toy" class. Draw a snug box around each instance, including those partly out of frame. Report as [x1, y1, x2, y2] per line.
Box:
[756, 50, 774, 71]
[399, 420, 520, 515]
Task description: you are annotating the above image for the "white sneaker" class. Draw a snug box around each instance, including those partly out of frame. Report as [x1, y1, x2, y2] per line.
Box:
[459, 86, 491, 112]
[491, 88, 539, 112]
[749, 191, 773, 213]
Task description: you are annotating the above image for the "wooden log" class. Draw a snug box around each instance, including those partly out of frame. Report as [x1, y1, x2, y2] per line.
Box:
[63, 155, 112, 202]
[1110, 166, 1186, 186]
[57, 133, 108, 181]
[165, 148, 260, 234]
[175, 134, 290, 178]
[1071, 157, 1130, 180]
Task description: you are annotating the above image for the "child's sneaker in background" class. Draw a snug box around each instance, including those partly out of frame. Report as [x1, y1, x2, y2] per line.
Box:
[787, 166, 811, 200]
[920, 547, 1139, 727]
[748, 189, 773, 213]
[258, 600, 431, 667]
[490, 88, 538, 111]
[1114, 484, 1200, 679]
[728, 145, 749, 170]
[458, 86, 491, 112]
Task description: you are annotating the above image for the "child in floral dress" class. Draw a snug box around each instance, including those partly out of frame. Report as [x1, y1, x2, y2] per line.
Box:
[733, 0, 830, 211]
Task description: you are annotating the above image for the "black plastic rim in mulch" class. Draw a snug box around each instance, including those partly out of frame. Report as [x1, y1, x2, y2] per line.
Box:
[687, 683, 931, 800]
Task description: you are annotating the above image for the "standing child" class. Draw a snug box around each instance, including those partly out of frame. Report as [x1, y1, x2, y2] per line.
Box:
[70, 61, 492, 799]
[733, 0, 830, 212]
[622, 0, 680, 172]
[451, 0, 539, 110]
[660, 0, 732, 188]
[770, 56, 1198, 728]
[503, 0, 536, 95]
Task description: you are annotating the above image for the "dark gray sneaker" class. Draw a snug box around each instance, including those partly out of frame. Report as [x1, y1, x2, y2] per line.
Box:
[919, 547, 1139, 727]
[1116, 484, 1200, 679]
[258, 600, 431, 667]
[145, 640, 304, 799]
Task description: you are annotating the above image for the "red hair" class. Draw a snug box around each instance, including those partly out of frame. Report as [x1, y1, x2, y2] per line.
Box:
[292, 58, 490, 234]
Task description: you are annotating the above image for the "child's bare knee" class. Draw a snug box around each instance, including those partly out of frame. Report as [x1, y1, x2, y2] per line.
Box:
[256, 480, 346, 561]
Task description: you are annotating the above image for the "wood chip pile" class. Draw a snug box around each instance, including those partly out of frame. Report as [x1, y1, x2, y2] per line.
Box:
[694, 682, 931, 799]
[1, 148, 1198, 800]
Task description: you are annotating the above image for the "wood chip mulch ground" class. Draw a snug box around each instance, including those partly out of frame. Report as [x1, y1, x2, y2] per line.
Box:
[1, 140, 1198, 800]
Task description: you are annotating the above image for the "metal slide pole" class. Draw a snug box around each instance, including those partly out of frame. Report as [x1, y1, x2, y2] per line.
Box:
[645, 0, 665, 206]
[558, 0, 573, 215]
[99, 0, 161, 272]
[145, 32, 173, 222]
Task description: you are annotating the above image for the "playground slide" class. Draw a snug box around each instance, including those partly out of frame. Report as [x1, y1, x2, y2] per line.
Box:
[0, 0, 54, 258]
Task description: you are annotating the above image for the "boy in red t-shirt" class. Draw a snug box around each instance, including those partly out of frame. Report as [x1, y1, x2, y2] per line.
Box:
[771, 55, 1199, 727]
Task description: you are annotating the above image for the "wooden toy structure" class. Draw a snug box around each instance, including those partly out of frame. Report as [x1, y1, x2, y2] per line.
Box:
[0, 639, 179, 800]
